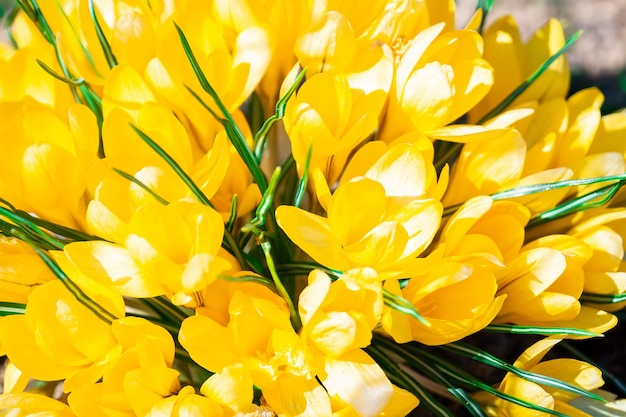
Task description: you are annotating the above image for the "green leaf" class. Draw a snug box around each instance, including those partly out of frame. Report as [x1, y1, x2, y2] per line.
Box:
[580, 292, 626, 304]
[111, 167, 170, 205]
[528, 180, 625, 227]
[0, 205, 65, 250]
[484, 324, 600, 338]
[225, 194, 238, 234]
[294, 144, 312, 208]
[174, 23, 267, 194]
[260, 240, 301, 331]
[0, 302, 26, 316]
[253, 67, 307, 162]
[217, 273, 278, 294]
[441, 342, 606, 402]
[17, 0, 55, 44]
[88, 0, 117, 68]
[130, 124, 211, 206]
[383, 289, 430, 326]
[13, 229, 117, 324]
[475, 0, 494, 33]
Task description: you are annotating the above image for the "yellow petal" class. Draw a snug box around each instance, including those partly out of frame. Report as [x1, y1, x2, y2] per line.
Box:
[321, 349, 393, 417]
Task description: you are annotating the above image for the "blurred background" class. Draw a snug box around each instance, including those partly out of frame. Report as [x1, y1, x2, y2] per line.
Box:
[1, 0, 625, 113]
[457, 0, 626, 114]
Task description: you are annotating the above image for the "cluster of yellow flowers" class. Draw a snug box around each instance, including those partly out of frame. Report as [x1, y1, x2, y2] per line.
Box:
[1, 0, 626, 416]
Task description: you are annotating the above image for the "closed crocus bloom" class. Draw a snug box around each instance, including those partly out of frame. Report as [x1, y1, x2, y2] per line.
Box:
[379, 23, 494, 142]
[0, 101, 99, 229]
[0, 280, 121, 393]
[383, 261, 504, 345]
[568, 210, 626, 311]
[282, 72, 378, 183]
[0, 236, 55, 304]
[437, 196, 530, 269]
[299, 269, 382, 358]
[475, 337, 604, 417]
[443, 129, 526, 207]
[496, 247, 581, 326]
[469, 16, 570, 123]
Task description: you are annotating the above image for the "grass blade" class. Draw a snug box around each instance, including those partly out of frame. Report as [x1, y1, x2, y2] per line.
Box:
[174, 23, 267, 193]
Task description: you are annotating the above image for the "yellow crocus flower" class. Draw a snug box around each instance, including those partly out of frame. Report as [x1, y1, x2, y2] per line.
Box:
[383, 260, 504, 345]
[0, 101, 99, 229]
[470, 16, 570, 123]
[0, 280, 122, 393]
[299, 268, 382, 358]
[0, 236, 55, 304]
[179, 291, 333, 416]
[73, 200, 232, 307]
[379, 23, 494, 142]
[475, 337, 604, 417]
[0, 392, 77, 417]
[282, 71, 378, 183]
[67, 317, 179, 417]
[277, 141, 442, 277]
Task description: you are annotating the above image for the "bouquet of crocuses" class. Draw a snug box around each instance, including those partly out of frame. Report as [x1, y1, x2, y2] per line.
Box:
[1, 0, 626, 415]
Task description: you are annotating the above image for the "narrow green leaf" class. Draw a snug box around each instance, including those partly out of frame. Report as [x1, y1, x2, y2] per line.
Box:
[17, 0, 55, 44]
[174, 23, 267, 194]
[367, 344, 455, 417]
[130, 124, 211, 206]
[217, 273, 278, 294]
[225, 195, 238, 233]
[528, 180, 625, 227]
[112, 167, 170, 205]
[376, 337, 488, 417]
[260, 240, 301, 331]
[484, 324, 600, 338]
[442, 342, 606, 402]
[294, 144, 312, 208]
[255, 167, 282, 225]
[12, 230, 117, 324]
[55, 2, 102, 77]
[0, 206, 64, 250]
[0, 302, 26, 316]
[580, 292, 626, 304]
[88, 0, 118, 68]
[37, 59, 85, 86]
[476, 0, 494, 33]
[275, 262, 342, 279]
[253, 67, 307, 162]
[383, 289, 430, 326]
[493, 173, 626, 200]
